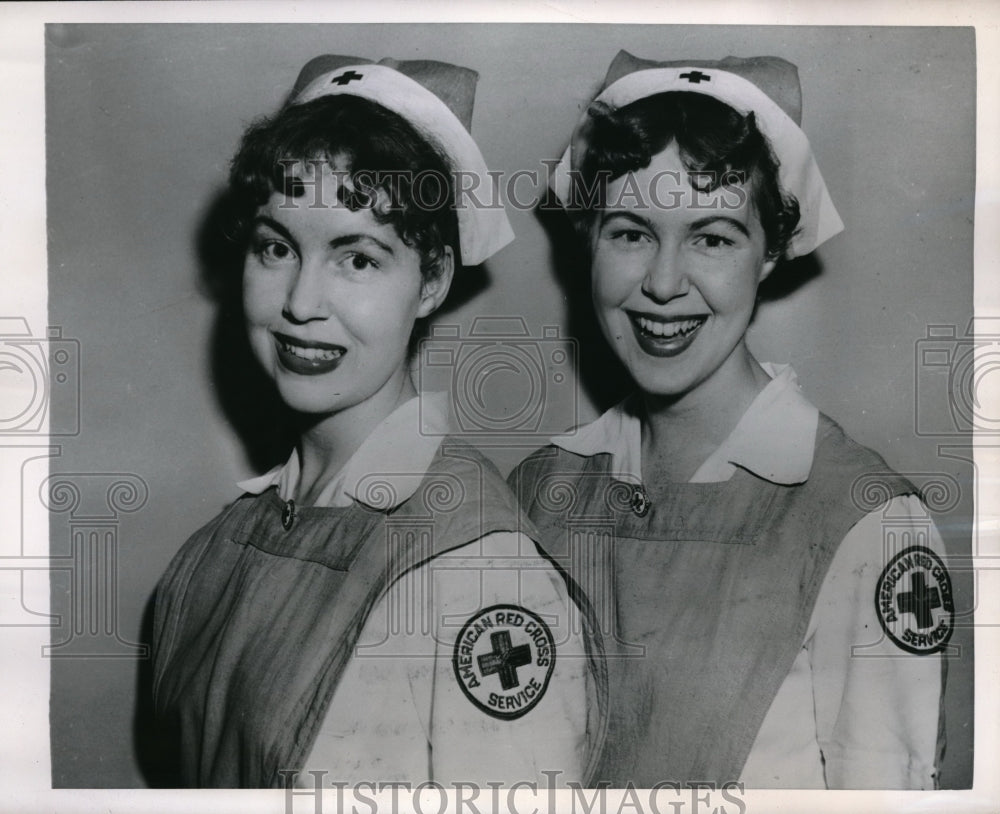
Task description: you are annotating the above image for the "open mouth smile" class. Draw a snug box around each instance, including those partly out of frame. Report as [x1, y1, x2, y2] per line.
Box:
[627, 312, 707, 357]
[274, 332, 346, 375]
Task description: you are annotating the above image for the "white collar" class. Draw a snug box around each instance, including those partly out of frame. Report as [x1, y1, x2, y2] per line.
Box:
[551, 363, 819, 485]
[237, 392, 449, 509]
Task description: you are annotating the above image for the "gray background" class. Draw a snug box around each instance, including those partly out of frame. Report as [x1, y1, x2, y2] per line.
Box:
[46, 24, 975, 788]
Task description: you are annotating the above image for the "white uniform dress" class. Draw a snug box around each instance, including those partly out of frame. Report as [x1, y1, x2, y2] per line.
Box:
[549, 364, 946, 789]
[239, 393, 594, 786]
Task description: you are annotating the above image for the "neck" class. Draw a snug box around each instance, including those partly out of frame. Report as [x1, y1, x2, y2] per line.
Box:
[293, 372, 417, 504]
[640, 344, 770, 483]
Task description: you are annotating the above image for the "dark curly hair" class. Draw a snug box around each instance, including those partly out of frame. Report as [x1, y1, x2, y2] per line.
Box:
[228, 94, 459, 280]
[570, 92, 800, 260]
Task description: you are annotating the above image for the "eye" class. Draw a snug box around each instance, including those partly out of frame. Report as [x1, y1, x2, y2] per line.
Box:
[253, 238, 297, 266]
[693, 233, 735, 250]
[606, 228, 653, 248]
[347, 252, 380, 272]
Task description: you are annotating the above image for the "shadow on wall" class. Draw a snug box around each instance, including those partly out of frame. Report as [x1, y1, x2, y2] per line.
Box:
[196, 187, 298, 474]
[757, 252, 822, 303]
[534, 190, 824, 413]
[535, 192, 633, 412]
[134, 596, 181, 787]
[133, 189, 297, 788]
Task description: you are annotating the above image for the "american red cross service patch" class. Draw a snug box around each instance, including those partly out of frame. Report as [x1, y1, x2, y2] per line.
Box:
[452, 604, 556, 719]
[875, 545, 954, 655]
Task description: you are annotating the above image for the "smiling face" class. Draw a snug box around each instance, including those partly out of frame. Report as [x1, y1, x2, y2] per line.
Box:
[243, 163, 451, 421]
[590, 142, 776, 405]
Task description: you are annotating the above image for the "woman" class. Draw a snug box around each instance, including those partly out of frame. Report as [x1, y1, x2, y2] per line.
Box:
[152, 55, 598, 788]
[510, 51, 949, 789]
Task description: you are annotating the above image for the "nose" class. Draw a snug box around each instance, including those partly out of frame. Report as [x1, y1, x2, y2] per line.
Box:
[641, 244, 689, 303]
[282, 258, 332, 323]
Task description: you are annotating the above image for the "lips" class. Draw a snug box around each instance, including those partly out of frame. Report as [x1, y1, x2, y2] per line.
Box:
[273, 332, 346, 376]
[627, 311, 706, 358]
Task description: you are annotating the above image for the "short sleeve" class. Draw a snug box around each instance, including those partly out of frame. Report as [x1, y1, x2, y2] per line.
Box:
[809, 494, 948, 789]
[302, 531, 596, 786]
[424, 531, 595, 786]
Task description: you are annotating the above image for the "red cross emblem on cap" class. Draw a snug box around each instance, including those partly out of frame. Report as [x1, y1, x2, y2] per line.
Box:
[680, 70, 711, 84]
[330, 70, 364, 86]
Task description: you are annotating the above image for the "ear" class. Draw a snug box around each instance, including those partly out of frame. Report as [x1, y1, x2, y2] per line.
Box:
[416, 245, 455, 319]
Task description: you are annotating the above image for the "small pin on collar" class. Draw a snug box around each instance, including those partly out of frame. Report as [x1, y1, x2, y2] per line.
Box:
[630, 485, 651, 517]
[281, 499, 296, 530]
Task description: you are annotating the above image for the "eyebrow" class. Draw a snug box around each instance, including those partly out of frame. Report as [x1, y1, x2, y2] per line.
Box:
[599, 210, 655, 231]
[252, 216, 396, 256]
[252, 215, 296, 244]
[328, 233, 396, 256]
[689, 216, 751, 238]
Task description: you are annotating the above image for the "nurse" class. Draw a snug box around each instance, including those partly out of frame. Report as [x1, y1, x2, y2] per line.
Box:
[510, 51, 949, 789]
[152, 55, 599, 788]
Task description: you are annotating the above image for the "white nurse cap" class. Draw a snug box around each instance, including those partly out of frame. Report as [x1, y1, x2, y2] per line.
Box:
[291, 55, 514, 266]
[551, 51, 844, 258]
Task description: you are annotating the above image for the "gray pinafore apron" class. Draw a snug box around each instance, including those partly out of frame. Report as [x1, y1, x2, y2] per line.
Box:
[153, 440, 527, 787]
[510, 414, 914, 786]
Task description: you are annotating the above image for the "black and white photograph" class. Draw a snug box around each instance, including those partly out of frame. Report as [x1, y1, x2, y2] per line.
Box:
[1, 3, 996, 813]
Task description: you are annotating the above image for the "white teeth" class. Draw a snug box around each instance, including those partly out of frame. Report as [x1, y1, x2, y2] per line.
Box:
[283, 343, 343, 361]
[637, 317, 702, 338]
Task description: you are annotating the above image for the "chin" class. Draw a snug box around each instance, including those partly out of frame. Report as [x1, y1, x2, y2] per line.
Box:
[619, 353, 696, 399]
[630, 374, 696, 400]
[271, 382, 345, 416]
